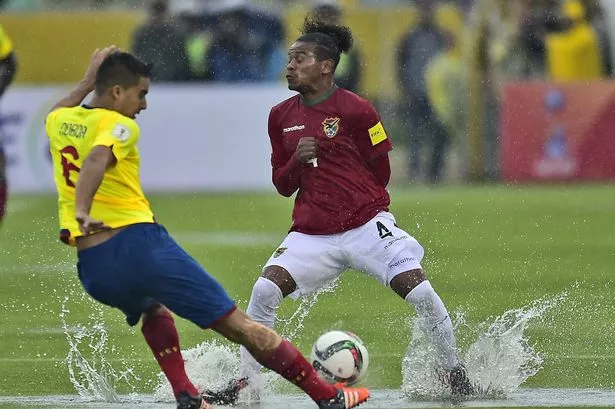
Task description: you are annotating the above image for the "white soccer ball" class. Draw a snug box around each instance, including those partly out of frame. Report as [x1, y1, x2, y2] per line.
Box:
[310, 330, 369, 386]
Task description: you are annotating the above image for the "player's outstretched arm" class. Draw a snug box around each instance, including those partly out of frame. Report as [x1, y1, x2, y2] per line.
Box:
[49, 46, 118, 113]
[74, 146, 115, 235]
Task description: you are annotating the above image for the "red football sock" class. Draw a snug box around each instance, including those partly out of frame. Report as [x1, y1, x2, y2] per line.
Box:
[141, 310, 198, 398]
[261, 339, 336, 402]
[0, 178, 7, 223]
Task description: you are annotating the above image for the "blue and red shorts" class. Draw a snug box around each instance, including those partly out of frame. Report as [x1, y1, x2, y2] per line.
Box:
[76, 223, 236, 327]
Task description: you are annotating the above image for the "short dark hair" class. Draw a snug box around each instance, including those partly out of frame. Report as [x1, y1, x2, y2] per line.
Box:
[297, 16, 353, 69]
[95, 52, 152, 95]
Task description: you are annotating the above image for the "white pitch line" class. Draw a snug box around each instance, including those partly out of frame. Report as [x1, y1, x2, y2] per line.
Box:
[0, 358, 144, 362]
[5, 199, 31, 214]
[172, 231, 282, 247]
[1, 231, 281, 274]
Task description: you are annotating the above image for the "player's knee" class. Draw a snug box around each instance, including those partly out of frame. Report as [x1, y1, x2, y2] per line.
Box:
[213, 308, 255, 345]
[224, 319, 278, 357]
[241, 321, 281, 360]
[247, 277, 283, 318]
[390, 268, 427, 299]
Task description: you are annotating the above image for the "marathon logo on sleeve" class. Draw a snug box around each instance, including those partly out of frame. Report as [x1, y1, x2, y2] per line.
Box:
[369, 121, 387, 146]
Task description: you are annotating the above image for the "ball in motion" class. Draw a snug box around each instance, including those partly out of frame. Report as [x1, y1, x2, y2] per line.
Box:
[310, 330, 369, 385]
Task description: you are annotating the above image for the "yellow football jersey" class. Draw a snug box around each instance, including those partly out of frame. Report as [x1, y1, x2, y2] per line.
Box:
[0, 25, 13, 60]
[46, 106, 154, 246]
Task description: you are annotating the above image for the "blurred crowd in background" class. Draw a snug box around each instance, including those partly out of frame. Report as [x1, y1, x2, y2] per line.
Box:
[1, 0, 614, 184]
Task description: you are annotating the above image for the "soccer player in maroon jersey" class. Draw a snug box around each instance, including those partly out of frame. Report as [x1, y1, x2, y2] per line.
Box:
[205, 17, 474, 405]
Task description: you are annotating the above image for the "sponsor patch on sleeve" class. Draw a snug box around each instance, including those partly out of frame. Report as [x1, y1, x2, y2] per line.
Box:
[369, 121, 387, 146]
[111, 124, 130, 142]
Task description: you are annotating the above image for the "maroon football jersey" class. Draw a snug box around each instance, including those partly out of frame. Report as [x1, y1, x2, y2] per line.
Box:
[268, 86, 393, 235]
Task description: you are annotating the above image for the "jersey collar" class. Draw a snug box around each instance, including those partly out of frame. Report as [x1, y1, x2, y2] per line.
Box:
[301, 84, 338, 107]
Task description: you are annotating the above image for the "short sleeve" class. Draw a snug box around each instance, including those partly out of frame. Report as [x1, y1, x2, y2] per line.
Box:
[353, 101, 393, 161]
[93, 114, 140, 161]
[45, 109, 60, 136]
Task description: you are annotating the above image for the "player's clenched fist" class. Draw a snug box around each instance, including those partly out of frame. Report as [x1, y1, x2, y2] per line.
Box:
[295, 137, 318, 164]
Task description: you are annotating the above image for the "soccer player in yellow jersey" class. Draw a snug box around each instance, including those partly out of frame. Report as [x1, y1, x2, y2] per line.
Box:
[45, 48, 369, 409]
[0, 24, 17, 226]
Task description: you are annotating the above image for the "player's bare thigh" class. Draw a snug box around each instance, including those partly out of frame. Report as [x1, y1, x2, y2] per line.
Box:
[390, 268, 427, 299]
[263, 265, 297, 298]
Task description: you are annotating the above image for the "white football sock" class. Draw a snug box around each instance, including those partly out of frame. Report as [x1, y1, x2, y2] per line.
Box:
[239, 277, 284, 379]
[405, 280, 460, 370]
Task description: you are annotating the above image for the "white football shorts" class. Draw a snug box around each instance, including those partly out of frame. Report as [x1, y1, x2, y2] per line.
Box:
[263, 211, 425, 299]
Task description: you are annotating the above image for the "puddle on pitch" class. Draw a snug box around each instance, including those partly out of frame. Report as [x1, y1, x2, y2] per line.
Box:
[47, 283, 615, 409]
[2, 388, 615, 408]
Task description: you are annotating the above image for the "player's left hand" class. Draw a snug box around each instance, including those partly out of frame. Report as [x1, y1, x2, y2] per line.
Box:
[76, 212, 111, 236]
[82, 45, 119, 90]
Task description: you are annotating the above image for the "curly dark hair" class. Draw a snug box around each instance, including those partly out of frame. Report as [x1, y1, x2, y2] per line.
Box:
[297, 16, 353, 68]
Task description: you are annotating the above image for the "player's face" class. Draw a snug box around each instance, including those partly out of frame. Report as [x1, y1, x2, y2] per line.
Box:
[112, 77, 150, 119]
[286, 42, 330, 92]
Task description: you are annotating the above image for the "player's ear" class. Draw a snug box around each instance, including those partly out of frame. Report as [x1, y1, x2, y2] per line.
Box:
[322, 59, 334, 75]
[110, 85, 122, 100]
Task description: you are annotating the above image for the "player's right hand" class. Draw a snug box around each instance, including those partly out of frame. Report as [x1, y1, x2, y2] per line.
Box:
[82, 45, 119, 90]
[76, 212, 111, 236]
[295, 137, 318, 164]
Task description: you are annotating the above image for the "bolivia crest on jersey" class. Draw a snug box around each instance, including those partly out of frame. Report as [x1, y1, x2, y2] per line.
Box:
[322, 117, 340, 138]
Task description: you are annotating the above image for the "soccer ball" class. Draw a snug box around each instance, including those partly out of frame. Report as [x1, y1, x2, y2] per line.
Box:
[310, 330, 369, 386]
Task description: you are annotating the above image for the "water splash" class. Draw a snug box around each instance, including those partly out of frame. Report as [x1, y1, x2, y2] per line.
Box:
[400, 315, 449, 398]
[402, 292, 567, 399]
[60, 294, 140, 402]
[465, 293, 567, 396]
[153, 341, 241, 402]
[278, 279, 340, 341]
[153, 280, 341, 403]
